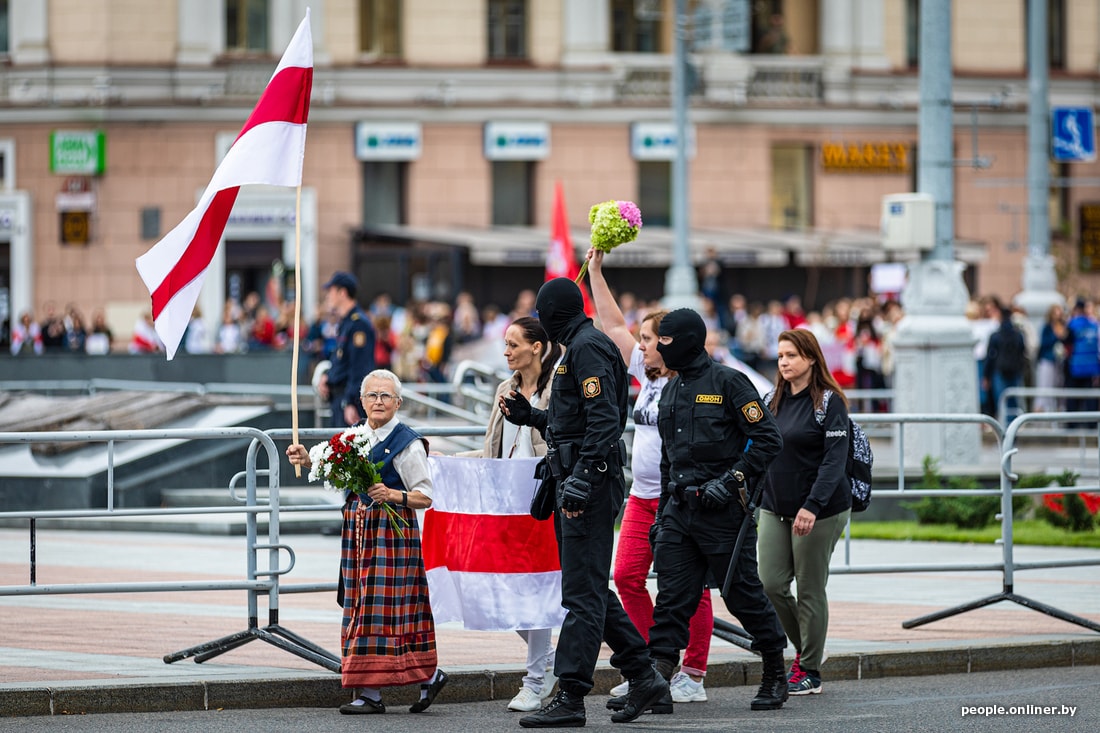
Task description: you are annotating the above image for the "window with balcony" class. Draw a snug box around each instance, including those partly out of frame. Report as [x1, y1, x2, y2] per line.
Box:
[363, 161, 407, 226]
[488, 0, 527, 61]
[905, 0, 919, 67]
[360, 0, 402, 60]
[226, 0, 269, 54]
[492, 161, 534, 226]
[770, 144, 812, 231]
[751, 2, 789, 55]
[1026, 0, 1066, 70]
[0, 0, 9, 55]
[611, 0, 663, 53]
[638, 161, 671, 227]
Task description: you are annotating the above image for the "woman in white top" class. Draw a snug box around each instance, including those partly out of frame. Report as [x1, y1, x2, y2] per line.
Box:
[477, 316, 565, 712]
[585, 249, 714, 705]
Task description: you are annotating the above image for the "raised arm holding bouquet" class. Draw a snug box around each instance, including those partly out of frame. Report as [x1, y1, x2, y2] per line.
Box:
[574, 199, 642, 284]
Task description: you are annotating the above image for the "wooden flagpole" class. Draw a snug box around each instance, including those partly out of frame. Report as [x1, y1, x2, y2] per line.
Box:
[291, 184, 303, 477]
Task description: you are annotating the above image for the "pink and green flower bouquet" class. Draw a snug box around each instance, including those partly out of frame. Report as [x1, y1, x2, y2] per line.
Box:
[576, 200, 643, 283]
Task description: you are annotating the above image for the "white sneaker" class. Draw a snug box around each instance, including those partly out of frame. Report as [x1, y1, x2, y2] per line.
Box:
[609, 679, 629, 697]
[669, 671, 707, 703]
[508, 686, 544, 712]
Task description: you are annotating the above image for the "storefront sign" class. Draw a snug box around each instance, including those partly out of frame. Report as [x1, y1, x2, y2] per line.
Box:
[355, 122, 422, 160]
[631, 122, 696, 161]
[484, 122, 550, 160]
[1079, 202, 1100, 271]
[50, 130, 106, 175]
[821, 142, 909, 174]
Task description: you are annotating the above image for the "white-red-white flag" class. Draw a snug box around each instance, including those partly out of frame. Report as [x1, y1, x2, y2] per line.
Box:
[422, 456, 565, 631]
[135, 12, 314, 359]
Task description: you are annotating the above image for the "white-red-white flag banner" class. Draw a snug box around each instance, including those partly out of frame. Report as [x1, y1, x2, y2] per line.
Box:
[135, 11, 313, 359]
[422, 456, 565, 631]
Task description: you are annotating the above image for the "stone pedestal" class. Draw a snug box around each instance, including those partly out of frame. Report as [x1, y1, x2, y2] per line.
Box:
[1014, 253, 1065, 344]
[892, 259, 981, 469]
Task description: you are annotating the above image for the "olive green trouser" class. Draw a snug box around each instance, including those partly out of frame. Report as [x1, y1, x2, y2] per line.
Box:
[757, 508, 850, 673]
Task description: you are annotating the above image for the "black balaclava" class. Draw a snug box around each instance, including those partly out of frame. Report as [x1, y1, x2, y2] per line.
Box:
[657, 308, 707, 371]
[536, 278, 585, 342]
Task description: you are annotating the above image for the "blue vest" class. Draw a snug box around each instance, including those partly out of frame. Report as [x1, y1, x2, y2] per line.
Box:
[367, 421, 426, 492]
[1067, 315, 1100, 378]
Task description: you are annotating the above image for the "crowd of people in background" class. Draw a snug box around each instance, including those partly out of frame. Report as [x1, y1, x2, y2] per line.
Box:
[6, 276, 1100, 423]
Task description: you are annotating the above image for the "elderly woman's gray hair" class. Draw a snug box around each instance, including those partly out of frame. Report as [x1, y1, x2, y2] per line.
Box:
[360, 369, 403, 400]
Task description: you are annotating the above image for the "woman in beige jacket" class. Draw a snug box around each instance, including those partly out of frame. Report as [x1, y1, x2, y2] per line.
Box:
[475, 316, 564, 713]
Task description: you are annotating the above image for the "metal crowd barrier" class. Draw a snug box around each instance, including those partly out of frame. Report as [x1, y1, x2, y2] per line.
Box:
[0, 426, 341, 672]
[2, 413, 1098, 673]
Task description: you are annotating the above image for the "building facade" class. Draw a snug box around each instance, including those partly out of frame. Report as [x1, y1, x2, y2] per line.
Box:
[1, 0, 1099, 344]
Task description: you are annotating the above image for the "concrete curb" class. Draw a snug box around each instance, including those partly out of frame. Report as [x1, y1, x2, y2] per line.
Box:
[4, 638, 1099, 718]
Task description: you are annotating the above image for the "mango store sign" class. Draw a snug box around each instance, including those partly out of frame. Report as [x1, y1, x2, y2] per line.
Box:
[50, 130, 106, 175]
[484, 121, 550, 160]
[355, 122, 422, 161]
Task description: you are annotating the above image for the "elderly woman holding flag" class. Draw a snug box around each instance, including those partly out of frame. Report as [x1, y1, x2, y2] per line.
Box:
[286, 369, 448, 715]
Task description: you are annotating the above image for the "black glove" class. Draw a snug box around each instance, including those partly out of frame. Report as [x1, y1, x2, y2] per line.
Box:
[502, 391, 533, 426]
[559, 476, 592, 513]
[648, 517, 661, 553]
[700, 477, 733, 510]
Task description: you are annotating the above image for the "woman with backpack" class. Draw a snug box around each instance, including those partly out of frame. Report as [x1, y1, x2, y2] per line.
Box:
[758, 329, 852, 697]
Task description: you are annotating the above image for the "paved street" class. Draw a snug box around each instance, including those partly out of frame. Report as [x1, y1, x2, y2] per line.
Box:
[9, 667, 1097, 732]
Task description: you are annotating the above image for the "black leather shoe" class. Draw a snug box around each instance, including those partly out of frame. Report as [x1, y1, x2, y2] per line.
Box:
[605, 690, 673, 714]
[610, 670, 671, 723]
[410, 669, 449, 713]
[339, 695, 385, 714]
[519, 689, 587, 728]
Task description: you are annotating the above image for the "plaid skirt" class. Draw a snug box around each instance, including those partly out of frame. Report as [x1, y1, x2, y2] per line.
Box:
[340, 495, 437, 688]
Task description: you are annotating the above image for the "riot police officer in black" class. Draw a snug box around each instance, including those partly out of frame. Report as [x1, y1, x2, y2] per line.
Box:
[648, 308, 789, 711]
[502, 278, 669, 728]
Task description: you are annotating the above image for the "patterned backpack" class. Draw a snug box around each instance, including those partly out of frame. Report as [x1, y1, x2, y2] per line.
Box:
[816, 390, 873, 512]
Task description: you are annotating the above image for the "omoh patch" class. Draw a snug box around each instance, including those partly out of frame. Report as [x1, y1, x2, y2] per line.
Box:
[741, 401, 764, 423]
[582, 377, 601, 398]
[353, 331, 367, 348]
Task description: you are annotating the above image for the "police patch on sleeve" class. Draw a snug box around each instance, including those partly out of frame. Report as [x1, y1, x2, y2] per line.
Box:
[741, 401, 764, 423]
[353, 331, 367, 348]
[582, 376, 602, 398]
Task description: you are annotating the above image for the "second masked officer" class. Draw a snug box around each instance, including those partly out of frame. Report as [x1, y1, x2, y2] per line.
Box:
[502, 277, 668, 728]
[647, 307, 790, 711]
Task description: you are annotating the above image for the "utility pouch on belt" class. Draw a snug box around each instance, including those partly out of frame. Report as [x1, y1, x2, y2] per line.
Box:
[545, 445, 565, 480]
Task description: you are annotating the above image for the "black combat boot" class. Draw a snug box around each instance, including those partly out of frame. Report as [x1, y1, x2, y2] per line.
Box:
[750, 650, 789, 710]
[520, 689, 586, 728]
[609, 667, 671, 724]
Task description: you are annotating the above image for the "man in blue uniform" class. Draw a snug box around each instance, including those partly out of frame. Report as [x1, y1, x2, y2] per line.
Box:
[318, 272, 376, 427]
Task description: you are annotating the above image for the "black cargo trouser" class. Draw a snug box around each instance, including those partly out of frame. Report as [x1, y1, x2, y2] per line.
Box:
[648, 488, 787, 664]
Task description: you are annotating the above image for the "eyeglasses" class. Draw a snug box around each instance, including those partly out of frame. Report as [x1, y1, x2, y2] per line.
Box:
[362, 391, 397, 404]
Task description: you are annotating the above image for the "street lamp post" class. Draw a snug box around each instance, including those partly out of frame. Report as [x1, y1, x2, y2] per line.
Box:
[661, 0, 700, 311]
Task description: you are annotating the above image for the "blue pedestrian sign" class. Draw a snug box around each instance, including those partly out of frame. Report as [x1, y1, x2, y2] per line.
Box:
[1051, 107, 1096, 162]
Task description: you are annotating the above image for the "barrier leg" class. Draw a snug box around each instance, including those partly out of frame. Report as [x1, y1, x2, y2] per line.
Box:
[712, 618, 756, 652]
[903, 584, 1100, 633]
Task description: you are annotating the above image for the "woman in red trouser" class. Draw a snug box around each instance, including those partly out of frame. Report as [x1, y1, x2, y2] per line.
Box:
[585, 248, 713, 705]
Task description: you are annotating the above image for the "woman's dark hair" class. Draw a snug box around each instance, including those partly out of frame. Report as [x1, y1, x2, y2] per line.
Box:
[511, 316, 563, 395]
[768, 328, 848, 414]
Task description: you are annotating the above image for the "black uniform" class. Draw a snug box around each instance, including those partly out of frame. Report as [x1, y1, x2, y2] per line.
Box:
[505, 279, 660, 710]
[648, 308, 789, 709]
[326, 305, 375, 426]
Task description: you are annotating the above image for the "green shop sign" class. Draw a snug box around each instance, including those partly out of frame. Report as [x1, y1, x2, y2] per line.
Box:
[50, 130, 106, 174]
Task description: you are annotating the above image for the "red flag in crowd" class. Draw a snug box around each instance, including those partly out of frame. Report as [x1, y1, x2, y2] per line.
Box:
[135, 12, 314, 359]
[545, 181, 594, 316]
